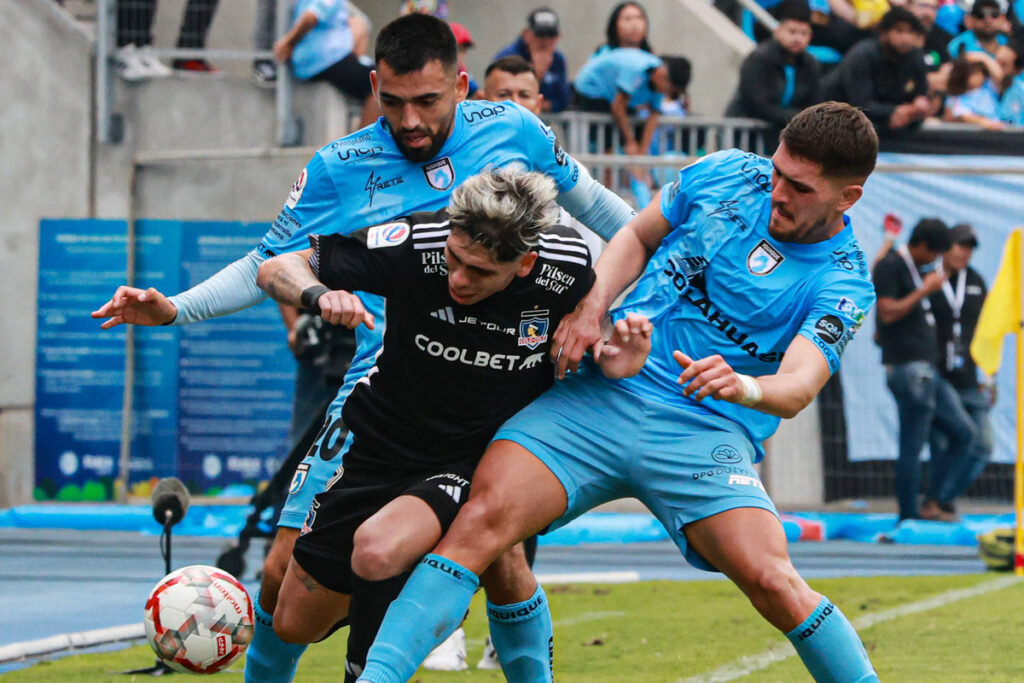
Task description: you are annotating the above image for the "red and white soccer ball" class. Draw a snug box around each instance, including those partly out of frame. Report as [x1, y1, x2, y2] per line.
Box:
[143, 564, 254, 674]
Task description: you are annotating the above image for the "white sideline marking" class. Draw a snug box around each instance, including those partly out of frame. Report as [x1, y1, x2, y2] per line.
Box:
[675, 575, 1021, 683]
[536, 571, 641, 584]
[0, 622, 145, 664]
[556, 611, 628, 627]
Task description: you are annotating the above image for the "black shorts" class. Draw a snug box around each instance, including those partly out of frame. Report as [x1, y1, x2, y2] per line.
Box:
[312, 51, 373, 100]
[292, 454, 478, 594]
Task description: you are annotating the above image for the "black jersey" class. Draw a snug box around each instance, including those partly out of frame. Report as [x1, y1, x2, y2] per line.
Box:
[310, 208, 595, 473]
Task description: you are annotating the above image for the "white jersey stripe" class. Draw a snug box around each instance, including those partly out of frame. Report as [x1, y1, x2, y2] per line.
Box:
[539, 251, 589, 266]
[412, 220, 451, 230]
[539, 233, 588, 246]
[538, 240, 589, 256]
[414, 241, 448, 250]
[412, 229, 451, 239]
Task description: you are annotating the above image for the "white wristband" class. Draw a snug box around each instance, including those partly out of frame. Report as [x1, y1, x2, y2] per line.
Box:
[736, 373, 762, 407]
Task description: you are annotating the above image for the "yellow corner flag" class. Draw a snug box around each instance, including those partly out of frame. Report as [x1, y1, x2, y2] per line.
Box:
[970, 229, 1022, 376]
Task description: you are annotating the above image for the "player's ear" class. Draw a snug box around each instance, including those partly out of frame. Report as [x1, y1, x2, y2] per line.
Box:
[836, 183, 863, 213]
[370, 70, 380, 99]
[454, 70, 470, 102]
[515, 251, 539, 277]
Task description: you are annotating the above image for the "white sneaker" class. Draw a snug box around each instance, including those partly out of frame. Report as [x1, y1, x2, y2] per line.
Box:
[422, 627, 468, 671]
[114, 44, 149, 81]
[476, 636, 501, 670]
[136, 45, 172, 78]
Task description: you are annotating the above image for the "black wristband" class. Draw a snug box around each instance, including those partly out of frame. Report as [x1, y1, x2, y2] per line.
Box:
[300, 285, 331, 314]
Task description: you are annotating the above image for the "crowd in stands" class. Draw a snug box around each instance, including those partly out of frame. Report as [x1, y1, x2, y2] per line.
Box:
[731, 0, 1024, 130]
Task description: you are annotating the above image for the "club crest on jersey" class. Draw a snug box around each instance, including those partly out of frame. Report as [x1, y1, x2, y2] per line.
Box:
[423, 158, 455, 191]
[285, 167, 307, 209]
[288, 463, 310, 495]
[366, 222, 410, 249]
[747, 239, 784, 276]
[518, 311, 550, 349]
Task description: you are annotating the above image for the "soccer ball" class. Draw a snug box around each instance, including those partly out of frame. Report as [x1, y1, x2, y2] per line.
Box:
[143, 564, 254, 674]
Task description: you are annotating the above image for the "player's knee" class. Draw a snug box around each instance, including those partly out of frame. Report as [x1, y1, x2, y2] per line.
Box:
[351, 524, 407, 580]
[455, 497, 513, 554]
[747, 559, 808, 612]
[272, 601, 315, 644]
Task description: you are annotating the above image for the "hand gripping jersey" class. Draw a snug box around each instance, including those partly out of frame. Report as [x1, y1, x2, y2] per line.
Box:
[608, 149, 876, 453]
[310, 209, 595, 473]
[259, 100, 618, 415]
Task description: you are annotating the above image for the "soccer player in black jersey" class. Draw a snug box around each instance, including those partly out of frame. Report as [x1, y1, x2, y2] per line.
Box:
[256, 167, 650, 681]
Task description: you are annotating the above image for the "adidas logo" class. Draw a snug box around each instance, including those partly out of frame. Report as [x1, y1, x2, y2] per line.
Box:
[438, 484, 462, 503]
[431, 306, 456, 324]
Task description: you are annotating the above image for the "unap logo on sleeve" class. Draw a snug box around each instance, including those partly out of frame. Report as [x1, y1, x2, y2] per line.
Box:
[285, 167, 307, 209]
[367, 222, 410, 249]
[518, 310, 550, 349]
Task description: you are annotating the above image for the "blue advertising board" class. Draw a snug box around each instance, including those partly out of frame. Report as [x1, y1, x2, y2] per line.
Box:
[35, 219, 295, 500]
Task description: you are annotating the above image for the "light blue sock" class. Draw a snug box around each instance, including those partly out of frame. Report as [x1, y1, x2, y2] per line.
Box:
[244, 589, 307, 683]
[786, 596, 879, 683]
[358, 554, 479, 683]
[486, 584, 554, 683]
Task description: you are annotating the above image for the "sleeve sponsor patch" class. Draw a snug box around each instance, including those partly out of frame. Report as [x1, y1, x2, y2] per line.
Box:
[813, 314, 844, 344]
[366, 222, 411, 249]
[285, 167, 308, 209]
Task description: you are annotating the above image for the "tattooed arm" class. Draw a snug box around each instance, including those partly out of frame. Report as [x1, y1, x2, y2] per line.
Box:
[257, 248, 375, 329]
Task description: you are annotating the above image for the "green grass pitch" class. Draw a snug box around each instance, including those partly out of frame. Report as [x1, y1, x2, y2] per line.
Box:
[5, 573, 1021, 682]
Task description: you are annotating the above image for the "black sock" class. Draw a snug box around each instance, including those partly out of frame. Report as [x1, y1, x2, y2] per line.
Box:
[344, 571, 412, 683]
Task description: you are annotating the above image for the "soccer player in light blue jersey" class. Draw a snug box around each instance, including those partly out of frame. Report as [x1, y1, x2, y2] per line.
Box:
[91, 13, 635, 683]
[357, 102, 882, 683]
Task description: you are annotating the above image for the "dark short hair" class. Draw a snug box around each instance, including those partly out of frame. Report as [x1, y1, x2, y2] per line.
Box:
[605, 2, 653, 51]
[946, 57, 989, 96]
[909, 218, 952, 251]
[879, 6, 926, 34]
[773, 0, 812, 24]
[780, 102, 878, 181]
[375, 13, 458, 74]
[660, 55, 691, 91]
[485, 55, 538, 80]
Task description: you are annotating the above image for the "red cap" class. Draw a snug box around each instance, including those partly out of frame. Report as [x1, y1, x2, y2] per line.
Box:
[450, 22, 474, 47]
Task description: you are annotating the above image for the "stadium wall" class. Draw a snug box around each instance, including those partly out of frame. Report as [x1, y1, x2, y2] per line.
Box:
[1, 0, 93, 506]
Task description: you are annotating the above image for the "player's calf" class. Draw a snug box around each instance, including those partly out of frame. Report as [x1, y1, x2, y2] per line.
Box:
[274, 559, 351, 644]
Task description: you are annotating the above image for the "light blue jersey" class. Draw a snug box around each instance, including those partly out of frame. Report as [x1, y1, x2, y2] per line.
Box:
[290, 0, 353, 81]
[947, 30, 1007, 58]
[947, 80, 1000, 120]
[272, 100, 609, 527]
[998, 75, 1024, 126]
[573, 47, 664, 109]
[607, 149, 875, 453]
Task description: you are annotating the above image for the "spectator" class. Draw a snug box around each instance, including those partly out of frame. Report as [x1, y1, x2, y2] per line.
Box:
[823, 7, 931, 129]
[253, 1, 370, 85]
[944, 51, 1006, 129]
[726, 0, 822, 129]
[926, 223, 992, 522]
[603, 1, 654, 51]
[910, 0, 953, 70]
[274, 0, 377, 128]
[873, 218, 974, 522]
[493, 8, 571, 112]
[948, 0, 1011, 58]
[449, 22, 481, 98]
[572, 48, 689, 157]
[114, 0, 221, 80]
[998, 42, 1024, 124]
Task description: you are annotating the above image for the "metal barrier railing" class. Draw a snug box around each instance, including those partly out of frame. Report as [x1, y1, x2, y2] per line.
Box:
[543, 111, 773, 158]
[94, 0, 301, 146]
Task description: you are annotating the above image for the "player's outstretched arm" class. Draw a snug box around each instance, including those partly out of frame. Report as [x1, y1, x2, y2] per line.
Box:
[674, 336, 831, 419]
[595, 313, 653, 379]
[257, 248, 374, 330]
[552, 193, 670, 378]
[91, 286, 178, 329]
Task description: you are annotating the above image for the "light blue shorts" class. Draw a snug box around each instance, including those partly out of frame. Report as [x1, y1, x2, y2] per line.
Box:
[493, 370, 777, 572]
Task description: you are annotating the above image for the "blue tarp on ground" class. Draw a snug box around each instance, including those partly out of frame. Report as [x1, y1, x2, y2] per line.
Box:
[0, 504, 1016, 547]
